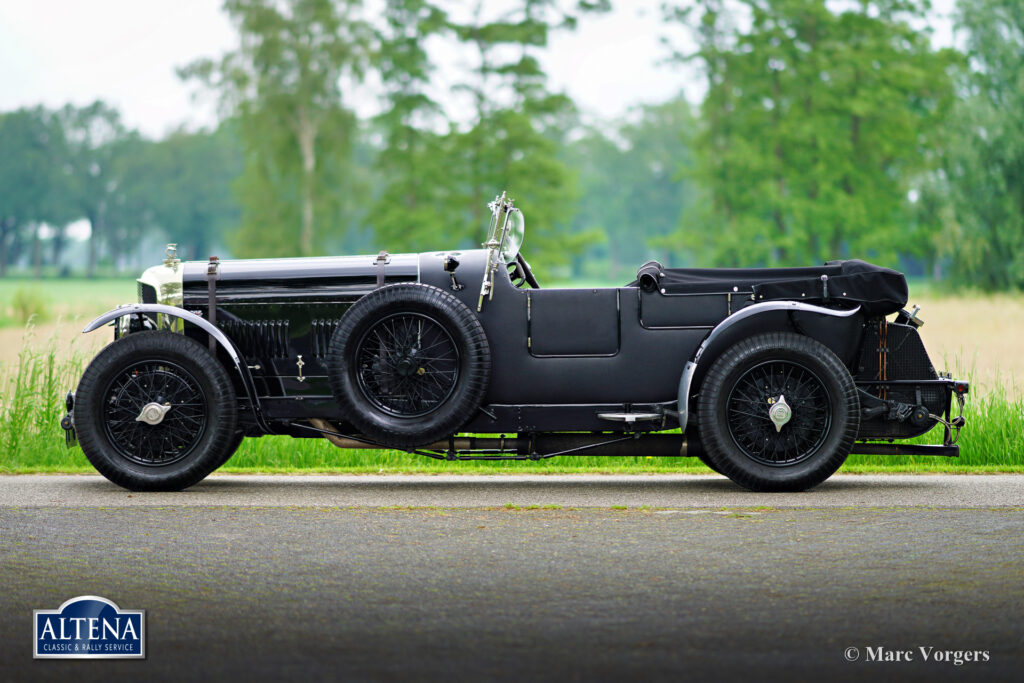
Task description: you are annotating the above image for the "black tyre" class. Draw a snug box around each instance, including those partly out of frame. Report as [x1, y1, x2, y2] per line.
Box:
[73, 331, 238, 491]
[216, 431, 245, 468]
[327, 283, 490, 449]
[697, 452, 723, 475]
[697, 332, 859, 492]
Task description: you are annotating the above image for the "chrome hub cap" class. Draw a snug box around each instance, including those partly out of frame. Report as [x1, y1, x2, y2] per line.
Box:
[725, 360, 831, 466]
[136, 402, 172, 426]
[768, 395, 792, 433]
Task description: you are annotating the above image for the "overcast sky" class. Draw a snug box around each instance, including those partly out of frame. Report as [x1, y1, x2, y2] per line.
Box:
[0, 0, 957, 138]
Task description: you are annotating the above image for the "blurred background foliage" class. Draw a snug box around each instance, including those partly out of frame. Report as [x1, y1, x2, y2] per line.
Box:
[1, 0, 1022, 288]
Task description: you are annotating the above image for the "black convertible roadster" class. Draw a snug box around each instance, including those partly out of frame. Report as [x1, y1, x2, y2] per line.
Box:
[62, 193, 968, 492]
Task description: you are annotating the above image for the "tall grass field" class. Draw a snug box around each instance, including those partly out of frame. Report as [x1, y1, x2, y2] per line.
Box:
[1, 325, 1021, 475]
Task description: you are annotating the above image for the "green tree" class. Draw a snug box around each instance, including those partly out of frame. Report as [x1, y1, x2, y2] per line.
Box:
[0, 107, 72, 276]
[182, 0, 371, 257]
[130, 124, 243, 261]
[667, 0, 957, 268]
[102, 133, 156, 270]
[434, 1, 608, 275]
[942, 0, 1024, 289]
[56, 101, 128, 277]
[365, 0, 451, 252]
[567, 98, 700, 279]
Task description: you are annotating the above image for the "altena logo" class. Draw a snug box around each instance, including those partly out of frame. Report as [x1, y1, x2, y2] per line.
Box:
[33, 596, 145, 659]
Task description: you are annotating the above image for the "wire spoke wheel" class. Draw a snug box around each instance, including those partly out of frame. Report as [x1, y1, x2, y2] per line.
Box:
[726, 360, 831, 466]
[354, 312, 461, 418]
[698, 332, 859, 492]
[75, 331, 237, 491]
[328, 284, 490, 449]
[101, 360, 208, 466]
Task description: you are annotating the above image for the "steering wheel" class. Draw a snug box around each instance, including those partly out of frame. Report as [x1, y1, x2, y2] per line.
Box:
[508, 253, 540, 289]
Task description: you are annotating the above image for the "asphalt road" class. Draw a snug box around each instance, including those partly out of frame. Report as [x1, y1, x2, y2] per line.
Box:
[1, 472, 1023, 508]
[1, 475, 1022, 682]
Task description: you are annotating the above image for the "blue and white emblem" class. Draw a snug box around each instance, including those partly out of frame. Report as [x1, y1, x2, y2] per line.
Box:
[33, 595, 145, 659]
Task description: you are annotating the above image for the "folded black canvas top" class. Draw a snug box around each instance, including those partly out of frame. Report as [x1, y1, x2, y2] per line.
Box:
[629, 259, 907, 316]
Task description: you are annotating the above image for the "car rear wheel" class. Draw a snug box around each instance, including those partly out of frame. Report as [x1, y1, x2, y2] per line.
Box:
[327, 283, 491, 449]
[73, 331, 238, 491]
[697, 332, 859, 491]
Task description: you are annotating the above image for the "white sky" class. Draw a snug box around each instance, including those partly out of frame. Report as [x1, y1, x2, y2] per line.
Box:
[0, 0, 957, 138]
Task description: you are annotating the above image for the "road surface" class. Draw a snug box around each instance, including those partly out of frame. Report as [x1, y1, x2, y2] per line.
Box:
[1, 474, 1021, 682]
[0, 472, 1022, 508]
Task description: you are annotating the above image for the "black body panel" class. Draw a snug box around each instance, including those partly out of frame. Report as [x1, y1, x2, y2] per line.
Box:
[182, 254, 419, 302]
[179, 254, 418, 408]
[527, 289, 620, 357]
[418, 250, 711, 407]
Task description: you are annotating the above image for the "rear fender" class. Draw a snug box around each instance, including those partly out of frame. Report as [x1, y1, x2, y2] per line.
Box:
[677, 302, 863, 429]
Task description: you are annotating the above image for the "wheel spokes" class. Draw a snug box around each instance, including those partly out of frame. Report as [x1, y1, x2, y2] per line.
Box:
[726, 360, 832, 466]
[102, 361, 208, 466]
[355, 312, 460, 418]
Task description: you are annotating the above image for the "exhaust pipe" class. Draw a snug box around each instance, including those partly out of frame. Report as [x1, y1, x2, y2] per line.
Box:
[308, 419, 699, 458]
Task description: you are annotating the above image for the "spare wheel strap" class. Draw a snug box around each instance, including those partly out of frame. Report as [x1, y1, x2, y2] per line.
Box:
[207, 256, 220, 353]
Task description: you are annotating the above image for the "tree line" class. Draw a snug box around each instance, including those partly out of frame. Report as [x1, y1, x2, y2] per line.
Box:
[0, 104, 241, 277]
[1, 0, 1022, 289]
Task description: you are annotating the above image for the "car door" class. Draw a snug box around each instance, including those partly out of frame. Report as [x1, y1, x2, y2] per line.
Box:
[525, 288, 620, 357]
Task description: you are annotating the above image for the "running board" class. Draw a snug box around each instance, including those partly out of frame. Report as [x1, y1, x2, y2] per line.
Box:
[851, 443, 959, 457]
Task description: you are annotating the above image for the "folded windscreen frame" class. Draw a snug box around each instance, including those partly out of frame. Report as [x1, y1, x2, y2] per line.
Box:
[629, 259, 908, 316]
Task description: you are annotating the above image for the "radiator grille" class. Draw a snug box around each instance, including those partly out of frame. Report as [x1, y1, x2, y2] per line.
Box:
[138, 282, 157, 304]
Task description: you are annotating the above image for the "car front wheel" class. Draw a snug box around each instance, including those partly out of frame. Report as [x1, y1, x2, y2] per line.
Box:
[697, 332, 859, 492]
[73, 330, 238, 491]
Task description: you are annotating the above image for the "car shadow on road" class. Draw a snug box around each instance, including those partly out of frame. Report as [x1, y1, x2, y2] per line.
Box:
[187, 474, 944, 490]
[172, 473, 957, 499]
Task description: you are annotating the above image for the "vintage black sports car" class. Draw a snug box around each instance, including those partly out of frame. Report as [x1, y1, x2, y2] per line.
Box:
[62, 193, 968, 492]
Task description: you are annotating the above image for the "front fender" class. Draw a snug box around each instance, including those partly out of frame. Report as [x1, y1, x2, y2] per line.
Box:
[677, 302, 862, 429]
[83, 304, 269, 432]
[84, 304, 241, 363]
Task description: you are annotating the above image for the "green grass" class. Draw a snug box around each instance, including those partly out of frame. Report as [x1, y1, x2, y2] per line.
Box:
[1, 328, 1021, 475]
[0, 277, 134, 304]
[0, 278, 135, 328]
[0, 327, 89, 470]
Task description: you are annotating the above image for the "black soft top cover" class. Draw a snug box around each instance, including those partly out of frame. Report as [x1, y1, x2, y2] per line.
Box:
[632, 259, 908, 316]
